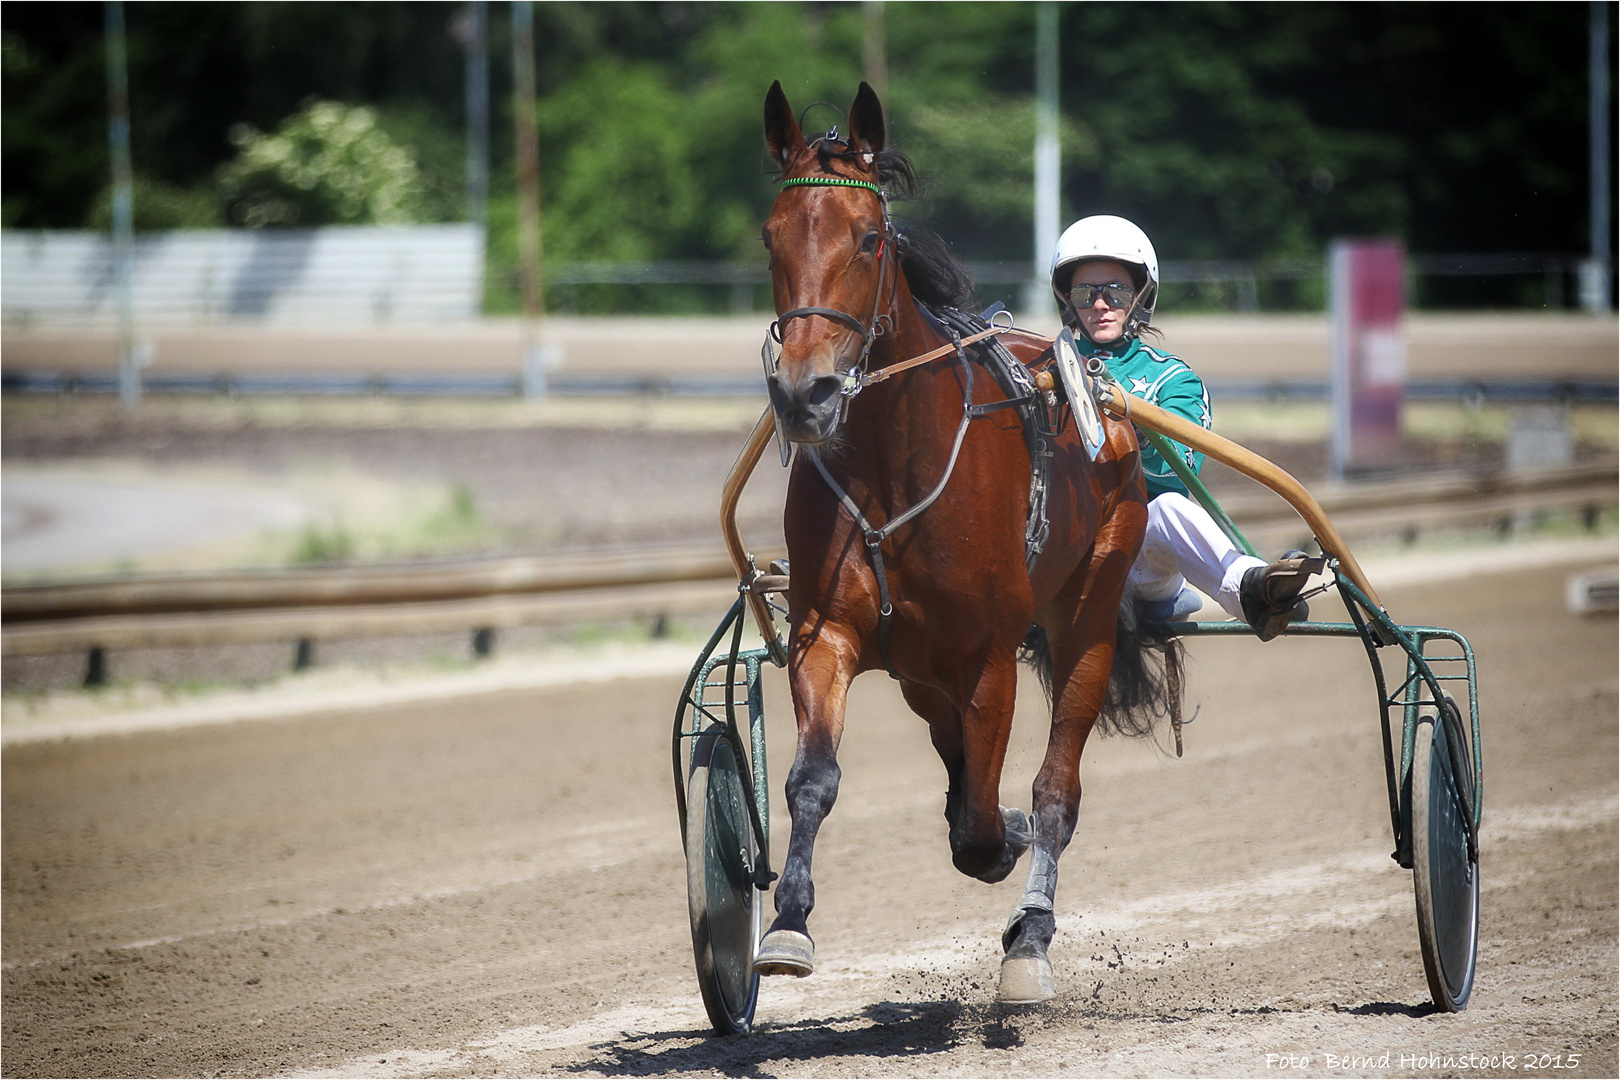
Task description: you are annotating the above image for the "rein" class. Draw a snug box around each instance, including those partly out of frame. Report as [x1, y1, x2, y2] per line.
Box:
[859, 320, 1012, 386]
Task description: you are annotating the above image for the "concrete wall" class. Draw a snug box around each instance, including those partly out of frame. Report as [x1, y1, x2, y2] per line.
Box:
[1, 313, 1614, 382]
[1, 225, 483, 327]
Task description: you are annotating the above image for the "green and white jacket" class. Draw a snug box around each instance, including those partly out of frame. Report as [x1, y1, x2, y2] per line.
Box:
[1081, 334, 1210, 499]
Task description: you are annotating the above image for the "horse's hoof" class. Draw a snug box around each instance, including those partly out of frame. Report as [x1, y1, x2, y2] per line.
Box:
[1000, 805, 1034, 856]
[754, 929, 815, 977]
[998, 955, 1055, 1003]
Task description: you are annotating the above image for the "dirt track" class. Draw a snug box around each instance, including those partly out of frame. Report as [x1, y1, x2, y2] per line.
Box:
[2, 557, 1616, 1078]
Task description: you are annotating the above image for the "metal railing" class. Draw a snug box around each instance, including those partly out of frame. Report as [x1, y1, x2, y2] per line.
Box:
[3, 464, 1612, 667]
[7, 227, 1584, 325]
[535, 252, 1599, 314]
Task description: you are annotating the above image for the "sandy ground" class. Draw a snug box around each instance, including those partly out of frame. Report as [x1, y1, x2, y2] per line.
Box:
[3, 556, 1615, 1079]
[3, 391, 1616, 1076]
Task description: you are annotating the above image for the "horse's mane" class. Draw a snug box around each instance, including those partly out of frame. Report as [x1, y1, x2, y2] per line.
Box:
[783, 141, 977, 310]
[894, 223, 976, 310]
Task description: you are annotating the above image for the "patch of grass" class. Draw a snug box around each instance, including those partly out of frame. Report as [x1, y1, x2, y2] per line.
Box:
[291, 520, 356, 564]
[426, 650, 477, 672]
[371, 483, 499, 560]
[415, 482, 481, 543]
[278, 484, 502, 568]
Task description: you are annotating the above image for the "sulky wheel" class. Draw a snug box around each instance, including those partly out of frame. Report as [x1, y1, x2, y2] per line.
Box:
[685, 726, 763, 1034]
[1410, 697, 1479, 1011]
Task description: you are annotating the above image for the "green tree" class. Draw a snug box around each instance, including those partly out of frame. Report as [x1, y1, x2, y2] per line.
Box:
[218, 99, 426, 227]
[1, 2, 1607, 309]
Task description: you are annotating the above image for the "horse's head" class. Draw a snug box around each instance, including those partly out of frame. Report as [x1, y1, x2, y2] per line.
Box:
[761, 80, 895, 446]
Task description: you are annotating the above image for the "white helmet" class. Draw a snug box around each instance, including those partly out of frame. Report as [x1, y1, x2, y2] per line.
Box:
[1049, 215, 1159, 340]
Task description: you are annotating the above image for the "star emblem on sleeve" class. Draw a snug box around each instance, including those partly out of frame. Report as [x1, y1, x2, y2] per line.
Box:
[1128, 376, 1153, 396]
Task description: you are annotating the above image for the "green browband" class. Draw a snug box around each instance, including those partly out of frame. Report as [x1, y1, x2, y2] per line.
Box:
[780, 176, 883, 197]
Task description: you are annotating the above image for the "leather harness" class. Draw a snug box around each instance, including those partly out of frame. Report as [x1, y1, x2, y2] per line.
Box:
[768, 173, 1057, 680]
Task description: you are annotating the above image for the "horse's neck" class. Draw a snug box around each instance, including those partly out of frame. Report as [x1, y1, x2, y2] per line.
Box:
[843, 295, 963, 487]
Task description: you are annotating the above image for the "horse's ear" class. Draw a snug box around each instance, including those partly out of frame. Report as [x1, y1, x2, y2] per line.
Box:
[848, 81, 886, 155]
[764, 80, 805, 170]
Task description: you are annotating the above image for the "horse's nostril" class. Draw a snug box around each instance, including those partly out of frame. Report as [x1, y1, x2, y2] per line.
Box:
[768, 372, 841, 419]
[766, 374, 793, 411]
[807, 375, 842, 409]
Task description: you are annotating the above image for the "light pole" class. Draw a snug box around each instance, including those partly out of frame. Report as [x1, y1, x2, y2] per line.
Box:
[105, 0, 139, 407]
[460, 1, 489, 231]
[511, 0, 550, 395]
[863, 1, 887, 98]
[1030, 3, 1060, 318]
[1582, 0, 1612, 312]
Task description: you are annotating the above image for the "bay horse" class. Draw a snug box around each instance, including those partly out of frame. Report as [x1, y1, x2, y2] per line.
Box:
[756, 80, 1181, 1003]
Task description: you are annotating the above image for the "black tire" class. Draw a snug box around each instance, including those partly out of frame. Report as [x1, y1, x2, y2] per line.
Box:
[685, 727, 762, 1035]
[1410, 699, 1479, 1011]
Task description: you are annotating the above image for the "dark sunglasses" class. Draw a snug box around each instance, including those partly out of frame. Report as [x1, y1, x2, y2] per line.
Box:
[1068, 281, 1136, 310]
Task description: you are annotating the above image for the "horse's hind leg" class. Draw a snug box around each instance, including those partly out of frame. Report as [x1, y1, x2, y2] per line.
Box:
[754, 628, 858, 978]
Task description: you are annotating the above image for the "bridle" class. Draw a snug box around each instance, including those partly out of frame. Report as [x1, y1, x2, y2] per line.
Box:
[762, 171, 1015, 457]
[764, 173, 899, 422]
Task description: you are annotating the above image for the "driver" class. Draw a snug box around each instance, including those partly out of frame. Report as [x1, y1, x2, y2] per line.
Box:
[1050, 214, 1317, 640]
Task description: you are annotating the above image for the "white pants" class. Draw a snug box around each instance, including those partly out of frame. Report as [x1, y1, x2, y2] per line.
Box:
[1129, 492, 1266, 620]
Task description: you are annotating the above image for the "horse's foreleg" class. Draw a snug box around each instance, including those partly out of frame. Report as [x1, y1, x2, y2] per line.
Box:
[900, 681, 965, 831]
[907, 674, 1033, 888]
[949, 652, 1031, 884]
[1001, 597, 1120, 1003]
[754, 629, 858, 978]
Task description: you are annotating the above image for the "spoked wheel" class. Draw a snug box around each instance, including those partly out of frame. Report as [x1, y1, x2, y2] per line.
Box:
[685, 726, 763, 1034]
[1410, 696, 1479, 1011]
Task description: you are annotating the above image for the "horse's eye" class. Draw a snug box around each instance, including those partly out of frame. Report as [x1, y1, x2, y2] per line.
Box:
[760, 228, 773, 252]
[859, 231, 880, 254]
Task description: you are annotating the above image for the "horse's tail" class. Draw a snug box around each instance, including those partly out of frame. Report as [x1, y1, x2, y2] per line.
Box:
[1017, 623, 1056, 702]
[1098, 592, 1186, 738]
[1017, 595, 1186, 739]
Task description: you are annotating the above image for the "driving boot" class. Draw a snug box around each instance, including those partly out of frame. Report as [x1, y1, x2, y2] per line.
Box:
[1240, 549, 1325, 641]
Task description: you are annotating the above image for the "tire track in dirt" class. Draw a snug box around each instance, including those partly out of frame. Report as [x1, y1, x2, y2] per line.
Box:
[283, 795, 1616, 1078]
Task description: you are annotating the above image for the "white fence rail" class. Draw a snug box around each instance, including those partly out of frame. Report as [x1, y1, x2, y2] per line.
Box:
[1, 224, 484, 327]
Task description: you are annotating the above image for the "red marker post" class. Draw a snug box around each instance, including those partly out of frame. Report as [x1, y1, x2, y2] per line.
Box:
[1330, 238, 1407, 478]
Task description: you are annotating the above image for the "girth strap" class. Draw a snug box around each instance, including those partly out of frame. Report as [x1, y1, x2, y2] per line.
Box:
[929, 306, 1055, 572]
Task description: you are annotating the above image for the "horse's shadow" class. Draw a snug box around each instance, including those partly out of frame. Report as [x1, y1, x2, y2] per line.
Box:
[1333, 1000, 1437, 1018]
[565, 1000, 988, 1078]
[564, 994, 1438, 1076]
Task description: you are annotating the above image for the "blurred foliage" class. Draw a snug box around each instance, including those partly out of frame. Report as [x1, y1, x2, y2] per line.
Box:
[88, 173, 223, 229]
[218, 99, 427, 227]
[1, 1, 1611, 311]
